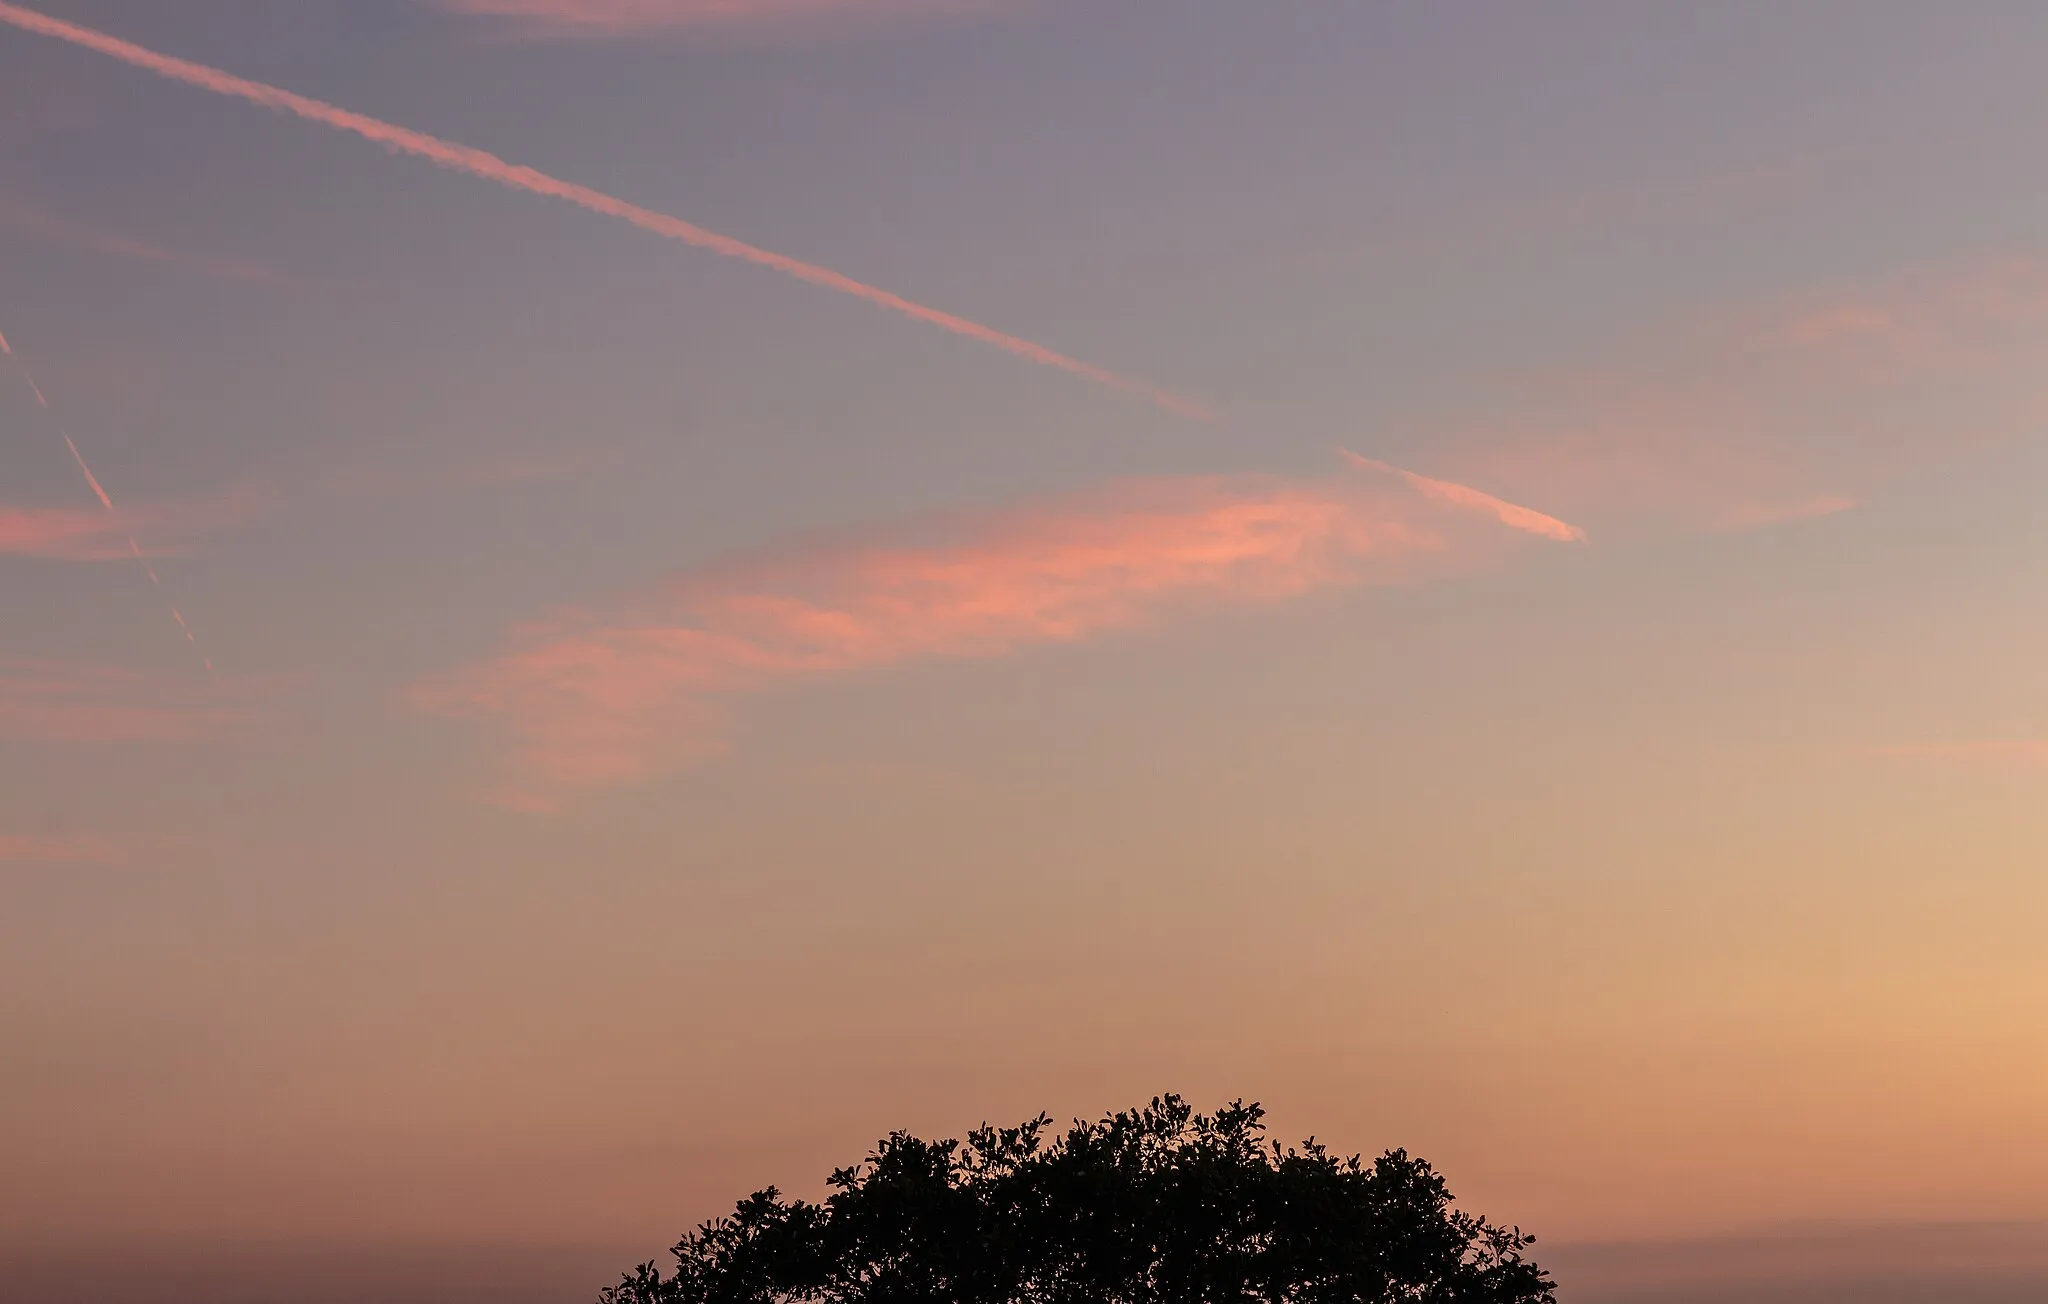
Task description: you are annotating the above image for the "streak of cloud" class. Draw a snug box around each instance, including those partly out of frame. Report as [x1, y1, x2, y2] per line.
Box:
[1337, 450, 1585, 542]
[0, 661, 246, 744]
[435, 0, 996, 38]
[0, 191, 292, 286]
[0, 481, 267, 561]
[3, 448, 574, 564]
[0, 1, 1209, 421]
[0, 504, 124, 560]
[0, 322, 215, 670]
[3, 503, 165, 561]
[1422, 258, 2048, 532]
[414, 462, 1582, 809]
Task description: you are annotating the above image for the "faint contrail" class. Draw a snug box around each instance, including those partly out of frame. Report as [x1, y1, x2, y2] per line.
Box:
[0, 1, 1214, 422]
[0, 325, 215, 671]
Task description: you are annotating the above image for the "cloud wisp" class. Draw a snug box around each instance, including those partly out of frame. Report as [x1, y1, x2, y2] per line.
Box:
[1422, 258, 2048, 532]
[1336, 451, 1585, 543]
[2, 446, 586, 567]
[0, 190, 292, 286]
[414, 460, 1582, 809]
[0, 483, 266, 562]
[0, 324, 214, 669]
[0, 661, 248, 745]
[434, 0, 997, 39]
[0, 503, 137, 562]
[0, 1, 1209, 421]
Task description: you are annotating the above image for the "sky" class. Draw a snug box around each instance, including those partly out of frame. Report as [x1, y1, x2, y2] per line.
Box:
[2, 2, 2046, 1300]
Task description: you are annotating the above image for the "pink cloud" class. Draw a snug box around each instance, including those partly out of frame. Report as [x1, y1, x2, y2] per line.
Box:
[413, 462, 1581, 809]
[1424, 258, 2048, 532]
[432, 0, 999, 38]
[0, 503, 133, 561]
[1337, 451, 1585, 542]
[1, 443, 578, 566]
[0, 662, 247, 744]
[0, 484, 266, 562]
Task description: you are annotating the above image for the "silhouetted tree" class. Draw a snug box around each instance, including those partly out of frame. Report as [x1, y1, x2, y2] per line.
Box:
[602, 1095, 1554, 1303]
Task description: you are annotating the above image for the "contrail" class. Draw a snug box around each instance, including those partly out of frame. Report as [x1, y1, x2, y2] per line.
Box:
[0, 325, 215, 672]
[0, 1, 1214, 422]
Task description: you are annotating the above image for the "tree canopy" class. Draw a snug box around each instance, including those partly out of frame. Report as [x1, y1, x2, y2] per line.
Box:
[602, 1095, 1554, 1303]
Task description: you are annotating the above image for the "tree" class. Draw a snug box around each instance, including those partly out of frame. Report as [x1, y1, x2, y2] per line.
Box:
[601, 1095, 1554, 1303]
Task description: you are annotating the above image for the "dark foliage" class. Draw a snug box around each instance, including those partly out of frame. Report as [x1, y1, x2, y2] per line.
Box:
[602, 1095, 1553, 1304]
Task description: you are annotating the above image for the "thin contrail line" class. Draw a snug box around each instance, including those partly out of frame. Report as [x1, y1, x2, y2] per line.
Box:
[0, 325, 215, 672]
[0, 1, 1215, 422]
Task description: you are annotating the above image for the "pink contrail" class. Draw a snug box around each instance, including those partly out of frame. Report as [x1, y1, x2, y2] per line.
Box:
[2, 325, 214, 672]
[0, 1, 1213, 422]
[62, 436, 116, 510]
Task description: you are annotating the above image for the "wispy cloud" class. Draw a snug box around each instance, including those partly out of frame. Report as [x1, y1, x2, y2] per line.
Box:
[0, 661, 247, 745]
[0, 503, 137, 561]
[1336, 451, 1585, 542]
[1422, 258, 2048, 531]
[0, 190, 293, 286]
[433, 0, 999, 39]
[0, 484, 267, 562]
[1, 450, 582, 566]
[414, 461, 1581, 809]
[2, 324, 220, 667]
[1308, 145, 1867, 277]
[0, 1, 1206, 420]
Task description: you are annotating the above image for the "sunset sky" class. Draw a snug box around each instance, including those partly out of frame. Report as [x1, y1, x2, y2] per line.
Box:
[3, 3, 2046, 1301]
